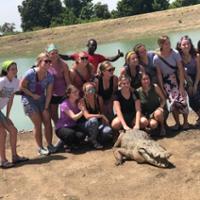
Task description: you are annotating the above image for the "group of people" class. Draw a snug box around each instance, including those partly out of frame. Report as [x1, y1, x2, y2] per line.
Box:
[1, 35, 200, 169]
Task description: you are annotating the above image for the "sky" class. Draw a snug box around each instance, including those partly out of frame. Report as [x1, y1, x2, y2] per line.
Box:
[0, 0, 117, 31]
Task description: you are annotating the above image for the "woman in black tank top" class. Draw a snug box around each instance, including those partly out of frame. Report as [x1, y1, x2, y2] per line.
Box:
[111, 74, 142, 131]
[95, 61, 118, 121]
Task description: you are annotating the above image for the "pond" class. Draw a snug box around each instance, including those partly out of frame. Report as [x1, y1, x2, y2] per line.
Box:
[0, 29, 199, 131]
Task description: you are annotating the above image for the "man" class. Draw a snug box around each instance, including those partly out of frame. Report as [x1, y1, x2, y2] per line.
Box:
[60, 39, 124, 73]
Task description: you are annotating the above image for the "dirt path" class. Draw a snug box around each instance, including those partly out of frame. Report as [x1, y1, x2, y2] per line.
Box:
[1, 5, 200, 57]
[0, 114, 200, 200]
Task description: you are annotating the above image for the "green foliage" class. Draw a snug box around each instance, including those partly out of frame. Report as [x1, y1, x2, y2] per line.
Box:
[80, 2, 94, 20]
[152, 0, 169, 11]
[93, 2, 111, 19]
[116, 0, 170, 17]
[0, 22, 16, 35]
[50, 8, 78, 27]
[18, 0, 63, 31]
[169, 0, 200, 8]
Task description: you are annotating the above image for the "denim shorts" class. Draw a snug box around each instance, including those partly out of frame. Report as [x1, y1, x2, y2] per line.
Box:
[22, 95, 45, 116]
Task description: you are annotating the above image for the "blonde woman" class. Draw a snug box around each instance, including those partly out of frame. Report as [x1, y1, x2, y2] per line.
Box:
[153, 35, 189, 131]
[95, 61, 118, 121]
[20, 52, 56, 155]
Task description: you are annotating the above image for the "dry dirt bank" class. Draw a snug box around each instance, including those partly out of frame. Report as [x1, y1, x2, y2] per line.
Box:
[0, 5, 200, 57]
[0, 114, 200, 200]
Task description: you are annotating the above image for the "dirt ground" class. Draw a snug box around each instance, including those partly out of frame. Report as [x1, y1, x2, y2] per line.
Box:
[1, 5, 200, 57]
[0, 113, 200, 200]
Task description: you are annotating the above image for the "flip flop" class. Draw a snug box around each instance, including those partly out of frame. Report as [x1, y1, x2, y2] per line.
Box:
[0, 161, 14, 169]
[12, 156, 29, 164]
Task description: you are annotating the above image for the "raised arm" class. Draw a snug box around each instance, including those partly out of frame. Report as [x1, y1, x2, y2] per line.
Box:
[59, 54, 75, 61]
[105, 49, 124, 62]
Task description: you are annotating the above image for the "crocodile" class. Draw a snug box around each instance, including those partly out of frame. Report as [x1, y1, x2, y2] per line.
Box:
[113, 129, 172, 168]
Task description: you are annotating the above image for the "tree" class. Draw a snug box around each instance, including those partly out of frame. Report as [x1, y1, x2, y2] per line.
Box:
[63, 0, 82, 17]
[152, 0, 169, 11]
[116, 0, 154, 17]
[18, 0, 63, 31]
[170, 0, 200, 8]
[93, 2, 111, 19]
[64, 0, 94, 20]
[0, 23, 16, 35]
[50, 8, 78, 27]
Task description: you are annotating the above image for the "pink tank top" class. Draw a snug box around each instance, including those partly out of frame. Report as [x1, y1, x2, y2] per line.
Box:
[48, 62, 66, 96]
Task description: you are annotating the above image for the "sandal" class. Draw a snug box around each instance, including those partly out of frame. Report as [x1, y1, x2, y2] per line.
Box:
[0, 161, 14, 169]
[12, 156, 29, 164]
[182, 123, 190, 130]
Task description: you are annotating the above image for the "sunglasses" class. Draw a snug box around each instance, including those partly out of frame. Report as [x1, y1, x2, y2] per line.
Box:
[80, 57, 88, 61]
[43, 59, 52, 64]
[107, 68, 115, 72]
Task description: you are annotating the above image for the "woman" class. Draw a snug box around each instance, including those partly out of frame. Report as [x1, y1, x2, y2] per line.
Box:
[153, 35, 189, 130]
[70, 52, 95, 96]
[80, 82, 113, 149]
[0, 60, 28, 168]
[20, 52, 56, 156]
[111, 74, 141, 131]
[47, 43, 71, 125]
[55, 85, 86, 151]
[176, 36, 200, 126]
[94, 61, 118, 121]
[137, 73, 166, 136]
[134, 43, 157, 83]
[120, 51, 145, 90]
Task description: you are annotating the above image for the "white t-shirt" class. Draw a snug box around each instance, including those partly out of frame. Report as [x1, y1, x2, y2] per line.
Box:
[0, 76, 19, 110]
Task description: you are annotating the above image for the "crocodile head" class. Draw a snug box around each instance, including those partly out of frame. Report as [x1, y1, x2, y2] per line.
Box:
[136, 140, 172, 168]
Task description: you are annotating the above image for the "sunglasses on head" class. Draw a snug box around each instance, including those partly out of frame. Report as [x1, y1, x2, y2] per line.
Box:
[80, 56, 88, 61]
[43, 59, 52, 64]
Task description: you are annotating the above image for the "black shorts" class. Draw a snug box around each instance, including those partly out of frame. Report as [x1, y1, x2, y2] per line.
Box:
[50, 96, 65, 105]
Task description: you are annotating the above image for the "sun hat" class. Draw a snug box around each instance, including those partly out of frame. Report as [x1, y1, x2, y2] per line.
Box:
[1, 60, 16, 72]
[46, 43, 58, 53]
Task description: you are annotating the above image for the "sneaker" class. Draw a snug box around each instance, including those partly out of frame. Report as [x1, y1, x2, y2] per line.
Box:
[47, 144, 57, 154]
[38, 147, 50, 156]
[54, 140, 65, 152]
